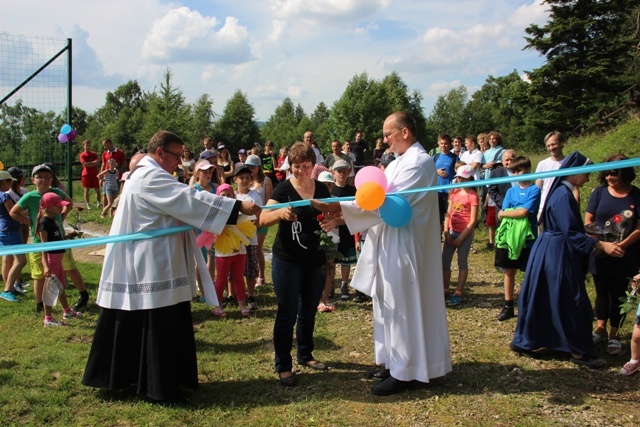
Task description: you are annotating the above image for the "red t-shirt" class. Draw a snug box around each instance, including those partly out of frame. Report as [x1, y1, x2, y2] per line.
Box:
[80, 150, 99, 177]
[448, 189, 479, 233]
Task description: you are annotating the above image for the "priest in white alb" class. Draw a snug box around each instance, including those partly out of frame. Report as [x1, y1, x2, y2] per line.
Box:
[82, 130, 260, 402]
[314, 112, 452, 396]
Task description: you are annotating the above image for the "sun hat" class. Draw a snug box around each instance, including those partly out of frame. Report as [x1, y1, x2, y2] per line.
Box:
[244, 155, 261, 167]
[41, 192, 70, 208]
[0, 170, 17, 181]
[318, 171, 335, 183]
[455, 165, 474, 179]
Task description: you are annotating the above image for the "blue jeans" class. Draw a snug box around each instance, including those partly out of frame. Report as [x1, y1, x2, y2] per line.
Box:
[271, 255, 325, 373]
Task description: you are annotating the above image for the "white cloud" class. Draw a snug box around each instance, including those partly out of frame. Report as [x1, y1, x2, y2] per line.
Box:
[272, 0, 393, 22]
[142, 7, 254, 64]
[509, 0, 549, 29]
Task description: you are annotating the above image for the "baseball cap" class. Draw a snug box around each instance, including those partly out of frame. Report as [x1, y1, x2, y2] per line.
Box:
[233, 163, 251, 177]
[195, 159, 215, 172]
[216, 183, 234, 196]
[32, 164, 53, 176]
[7, 167, 24, 179]
[238, 148, 247, 155]
[41, 192, 70, 208]
[217, 143, 226, 150]
[0, 170, 17, 181]
[317, 171, 335, 183]
[331, 159, 350, 171]
[455, 165, 474, 179]
[244, 155, 261, 167]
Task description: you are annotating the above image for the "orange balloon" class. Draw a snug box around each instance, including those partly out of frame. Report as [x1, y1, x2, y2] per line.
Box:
[356, 182, 386, 211]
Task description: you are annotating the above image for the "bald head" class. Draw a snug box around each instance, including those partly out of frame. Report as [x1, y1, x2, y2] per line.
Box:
[129, 152, 145, 171]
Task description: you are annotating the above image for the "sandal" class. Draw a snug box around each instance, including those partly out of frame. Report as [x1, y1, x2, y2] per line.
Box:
[241, 308, 251, 318]
[302, 360, 328, 371]
[317, 303, 335, 312]
[212, 308, 227, 318]
[592, 332, 607, 345]
[607, 339, 622, 355]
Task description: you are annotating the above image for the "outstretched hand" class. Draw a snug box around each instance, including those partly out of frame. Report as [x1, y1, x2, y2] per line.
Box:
[239, 201, 261, 216]
[311, 199, 341, 213]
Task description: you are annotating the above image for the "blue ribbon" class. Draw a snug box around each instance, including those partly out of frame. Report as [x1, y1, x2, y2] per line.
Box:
[1, 157, 638, 257]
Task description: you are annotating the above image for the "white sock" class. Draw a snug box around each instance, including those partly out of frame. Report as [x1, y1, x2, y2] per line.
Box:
[630, 359, 639, 364]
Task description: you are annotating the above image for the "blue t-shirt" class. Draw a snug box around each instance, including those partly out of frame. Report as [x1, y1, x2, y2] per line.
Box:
[0, 192, 20, 234]
[502, 183, 541, 247]
[434, 152, 459, 193]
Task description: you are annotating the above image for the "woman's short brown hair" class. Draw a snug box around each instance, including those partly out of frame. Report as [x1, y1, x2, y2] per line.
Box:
[288, 142, 316, 165]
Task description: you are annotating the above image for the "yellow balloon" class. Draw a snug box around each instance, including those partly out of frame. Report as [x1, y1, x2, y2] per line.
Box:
[356, 182, 386, 210]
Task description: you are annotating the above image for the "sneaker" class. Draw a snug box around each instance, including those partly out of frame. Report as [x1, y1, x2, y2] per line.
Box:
[620, 361, 640, 376]
[486, 242, 495, 250]
[63, 310, 84, 319]
[256, 277, 265, 287]
[44, 318, 67, 327]
[607, 339, 622, 355]
[247, 296, 258, 310]
[222, 296, 236, 308]
[340, 284, 350, 301]
[448, 295, 463, 306]
[73, 294, 89, 311]
[353, 291, 367, 302]
[0, 291, 19, 302]
[14, 282, 27, 294]
[10, 290, 24, 298]
[18, 281, 31, 289]
[96, 202, 102, 209]
[497, 305, 515, 321]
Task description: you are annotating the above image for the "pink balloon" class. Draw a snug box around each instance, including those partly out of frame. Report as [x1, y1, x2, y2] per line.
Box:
[57, 133, 68, 143]
[68, 129, 77, 140]
[354, 166, 388, 191]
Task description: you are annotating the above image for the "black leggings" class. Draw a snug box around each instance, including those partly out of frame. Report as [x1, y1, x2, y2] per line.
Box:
[593, 274, 630, 329]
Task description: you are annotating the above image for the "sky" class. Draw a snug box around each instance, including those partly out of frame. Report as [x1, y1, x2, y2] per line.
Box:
[0, 0, 550, 122]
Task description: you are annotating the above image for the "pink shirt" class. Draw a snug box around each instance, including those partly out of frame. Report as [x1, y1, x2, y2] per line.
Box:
[448, 189, 479, 233]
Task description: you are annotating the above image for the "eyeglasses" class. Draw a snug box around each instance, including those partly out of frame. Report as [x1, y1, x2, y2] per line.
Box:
[383, 128, 401, 139]
[163, 149, 183, 160]
[604, 170, 618, 177]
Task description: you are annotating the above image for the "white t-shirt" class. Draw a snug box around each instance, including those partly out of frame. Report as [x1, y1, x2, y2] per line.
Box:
[460, 149, 483, 181]
[535, 157, 563, 215]
[235, 190, 262, 245]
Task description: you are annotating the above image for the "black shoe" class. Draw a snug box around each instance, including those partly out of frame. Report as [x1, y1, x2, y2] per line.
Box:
[367, 368, 391, 381]
[497, 305, 514, 321]
[340, 284, 350, 301]
[353, 291, 367, 303]
[246, 296, 257, 310]
[73, 295, 89, 311]
[222, 296, 236, 308]
[279, 372, 298, 387]
[371, 376, 414, 396]
[486, 242, 494, 250]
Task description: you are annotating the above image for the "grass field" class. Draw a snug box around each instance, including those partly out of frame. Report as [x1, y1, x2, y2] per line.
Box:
[1, 120, 640, 425]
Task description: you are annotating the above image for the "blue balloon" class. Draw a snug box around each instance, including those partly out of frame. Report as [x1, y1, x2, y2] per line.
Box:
[379, 195, 412, 227]
[60, 124, 72, 135]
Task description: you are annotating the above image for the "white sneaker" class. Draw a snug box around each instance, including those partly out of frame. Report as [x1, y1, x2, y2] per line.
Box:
[63, 310, 84, 319]
[44, 318, 67, 327]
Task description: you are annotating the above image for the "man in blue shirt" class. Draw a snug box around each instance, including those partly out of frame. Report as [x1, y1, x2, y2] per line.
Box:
[434, 134, 459, 231]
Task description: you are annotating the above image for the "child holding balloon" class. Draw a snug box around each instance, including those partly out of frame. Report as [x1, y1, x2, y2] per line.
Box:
[442, 165, 479, 306]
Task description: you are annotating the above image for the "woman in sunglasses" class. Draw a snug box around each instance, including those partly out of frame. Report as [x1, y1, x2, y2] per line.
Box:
[586, 153, 640, 356]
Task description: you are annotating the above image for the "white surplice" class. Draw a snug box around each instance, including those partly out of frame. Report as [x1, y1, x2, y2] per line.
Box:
[96, 156, 237, 311]
[341, 142, 452, 382]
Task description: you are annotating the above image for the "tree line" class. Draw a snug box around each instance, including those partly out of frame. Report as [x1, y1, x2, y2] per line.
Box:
[1, 0, 638, 168]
